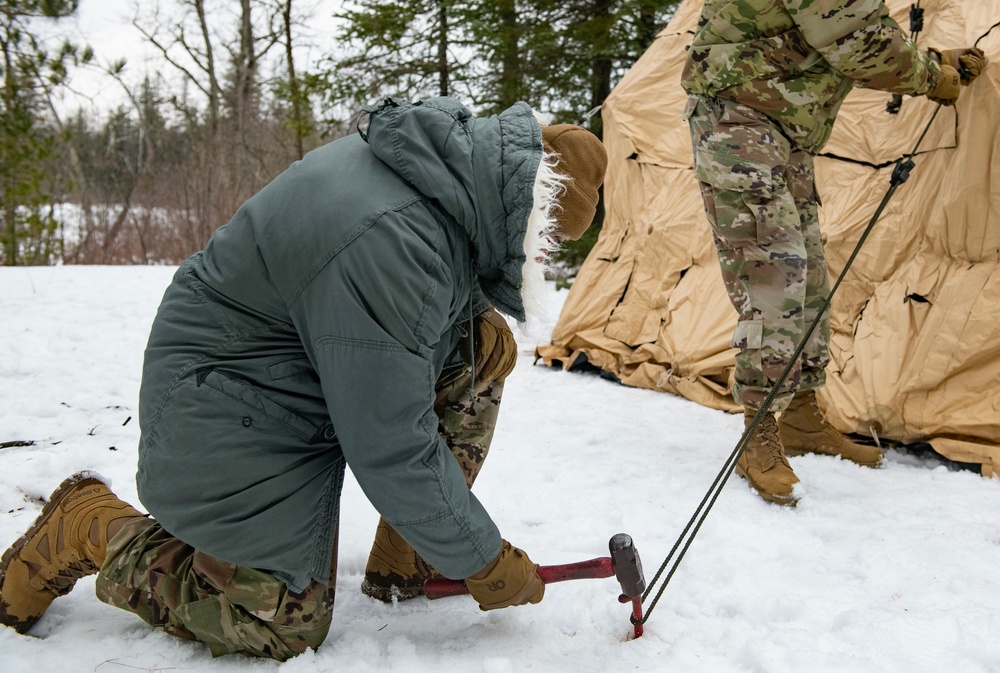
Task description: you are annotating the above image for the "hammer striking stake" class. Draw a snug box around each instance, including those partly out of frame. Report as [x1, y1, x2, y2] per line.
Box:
[423, 533, 647, 639]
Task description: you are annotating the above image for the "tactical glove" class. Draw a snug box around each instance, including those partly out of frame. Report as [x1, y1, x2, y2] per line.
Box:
[465, 540, 544, 611]
[462, 307, 517, 383]
[927, 63, 962, 106]
[930, 47, 989, 84]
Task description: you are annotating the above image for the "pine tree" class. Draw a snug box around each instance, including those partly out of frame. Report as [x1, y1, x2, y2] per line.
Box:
[320, 0, 477, 124]
[317, 0, 678, 275]
[536, 0, 679, 136]
[0, 0, 90, 265]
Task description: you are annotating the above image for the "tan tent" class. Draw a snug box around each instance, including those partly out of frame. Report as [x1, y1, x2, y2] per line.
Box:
[537, 0, 1000, 477]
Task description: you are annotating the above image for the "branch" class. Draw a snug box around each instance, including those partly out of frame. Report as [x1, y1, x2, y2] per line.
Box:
[131, 19, 212, 99]
[0, 440, 36, 450]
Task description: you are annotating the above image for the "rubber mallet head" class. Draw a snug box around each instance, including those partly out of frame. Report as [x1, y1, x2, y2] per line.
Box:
[609, 533, 645, 599]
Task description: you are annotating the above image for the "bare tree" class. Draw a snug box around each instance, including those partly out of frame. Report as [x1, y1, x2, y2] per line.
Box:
[130, 0, 287, 252]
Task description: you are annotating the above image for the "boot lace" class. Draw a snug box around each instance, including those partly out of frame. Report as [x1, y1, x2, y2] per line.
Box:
[413, 553, 440, 582]
[43, 558, 98, 596]
[755, 414, 788, 470]
[803, 390, 832, 428]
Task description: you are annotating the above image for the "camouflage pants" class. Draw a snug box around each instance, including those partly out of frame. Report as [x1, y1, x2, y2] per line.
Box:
[434, 364, 505, 488]
[96, 518, 337, 661]
[95, 365, 504, 660]
[686, 95, 830, 412]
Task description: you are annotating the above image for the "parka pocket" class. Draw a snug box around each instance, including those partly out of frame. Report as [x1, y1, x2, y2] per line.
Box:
[267, 357, 318, 383]
[200, 368, 320, 442]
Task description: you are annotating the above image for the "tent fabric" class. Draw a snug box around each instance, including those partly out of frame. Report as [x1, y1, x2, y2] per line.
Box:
[537, 0, 1000, 477]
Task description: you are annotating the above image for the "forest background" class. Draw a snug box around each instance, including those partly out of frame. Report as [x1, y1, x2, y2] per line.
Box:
[1, 0, 679, 271]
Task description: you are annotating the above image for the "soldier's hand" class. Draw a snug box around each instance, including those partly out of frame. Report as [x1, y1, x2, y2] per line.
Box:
[931, 47, 989, 85]
[927, 63, 962, 106]
[462, 307, 517, 382]
[465, 540, 544, 611]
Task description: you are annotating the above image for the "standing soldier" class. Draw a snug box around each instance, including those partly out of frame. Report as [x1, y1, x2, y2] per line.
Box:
[681, 1, 987, 505]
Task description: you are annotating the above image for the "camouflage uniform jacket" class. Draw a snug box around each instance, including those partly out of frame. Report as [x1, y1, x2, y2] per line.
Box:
[137, 98, 542, 592]
[681, 0, 942, 153]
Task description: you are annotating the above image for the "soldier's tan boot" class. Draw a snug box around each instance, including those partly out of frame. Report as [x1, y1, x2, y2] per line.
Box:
[779, 390, 884, 467]
[735, 411, 800, 506]
[0, 472, 145, 633]
[361, 518, 440, 603]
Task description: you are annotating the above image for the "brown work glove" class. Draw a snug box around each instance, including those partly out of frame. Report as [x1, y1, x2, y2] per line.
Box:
[465, 540, 544, 611]
[461, 307, 517, 383]
[930, 47, 989, 84]
[927, 63, 962, 106]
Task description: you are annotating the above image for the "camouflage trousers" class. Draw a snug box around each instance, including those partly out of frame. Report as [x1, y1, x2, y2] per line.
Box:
[686, 95, 830, 412]
[95, 518, 337, 661]
[95, 365, 504, 660]
[434, 364, 505, 488]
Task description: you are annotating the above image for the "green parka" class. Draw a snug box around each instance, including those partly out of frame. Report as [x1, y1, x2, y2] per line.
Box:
[681, 0, 942, 153]
[136, 98, 542, 592]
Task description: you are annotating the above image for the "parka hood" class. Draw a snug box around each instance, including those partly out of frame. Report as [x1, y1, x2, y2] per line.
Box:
[361, 97, 543, 321]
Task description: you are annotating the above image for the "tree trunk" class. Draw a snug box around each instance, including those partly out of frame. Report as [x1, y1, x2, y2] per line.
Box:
[283, 0, 305, 160]
[636, 0, 659, 50]
[437, 1, 450, 97]
[2, 35, 17, 265]
[194, 0, 221, 248]
[589, 0, 614, 139]
[496, 0, 521, 111]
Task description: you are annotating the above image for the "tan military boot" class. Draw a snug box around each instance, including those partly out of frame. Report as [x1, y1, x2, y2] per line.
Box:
[735, 410, 800, 506]
[779, 390, 884, 467]
[0, 472, 145, 633]
[361, 518, 439, 603]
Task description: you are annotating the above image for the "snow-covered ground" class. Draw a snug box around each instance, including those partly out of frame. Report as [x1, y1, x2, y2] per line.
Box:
[1, 265, 998, 673]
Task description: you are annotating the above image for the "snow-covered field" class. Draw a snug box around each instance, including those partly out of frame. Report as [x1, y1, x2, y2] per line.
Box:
[1, 266, 998, 673]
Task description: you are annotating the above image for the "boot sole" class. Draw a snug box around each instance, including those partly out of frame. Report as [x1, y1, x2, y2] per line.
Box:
[784, 446, 883, 468]
[733, 464, 798, 507]
[0, 472, 108, 634]
[360, 577, 424, 603]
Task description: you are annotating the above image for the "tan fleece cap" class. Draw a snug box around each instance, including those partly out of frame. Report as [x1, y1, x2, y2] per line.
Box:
[541, 125, 608, 241]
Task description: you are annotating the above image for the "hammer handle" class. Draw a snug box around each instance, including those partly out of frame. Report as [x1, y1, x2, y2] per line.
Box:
[423, 556, 614, 600]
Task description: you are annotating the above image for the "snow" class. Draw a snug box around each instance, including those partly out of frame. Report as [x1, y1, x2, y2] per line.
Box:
[1, 265, 999, 673]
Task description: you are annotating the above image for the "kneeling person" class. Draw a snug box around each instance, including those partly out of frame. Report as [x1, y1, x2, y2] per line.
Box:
[0, 100, 608, 660]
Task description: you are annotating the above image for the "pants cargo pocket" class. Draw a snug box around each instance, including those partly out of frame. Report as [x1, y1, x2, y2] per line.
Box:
[688, 97, 792, 249]
[694, 149, 777, 247]
[169, 594, 277, 658]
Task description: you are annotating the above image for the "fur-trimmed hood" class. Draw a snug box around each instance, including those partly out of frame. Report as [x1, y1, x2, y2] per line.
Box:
[363, 97, 560, 323]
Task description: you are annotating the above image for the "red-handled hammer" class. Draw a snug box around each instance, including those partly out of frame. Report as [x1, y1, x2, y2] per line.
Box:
[423, 533, 646, 638]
